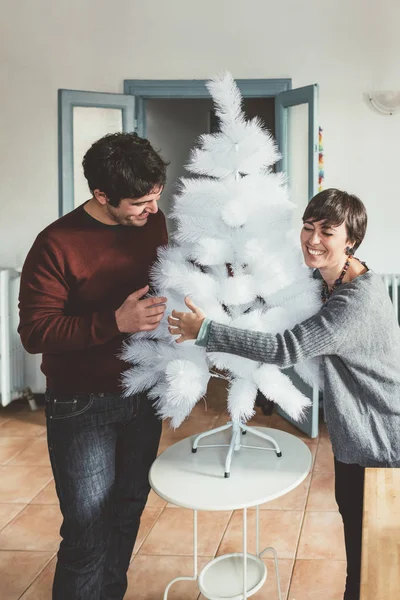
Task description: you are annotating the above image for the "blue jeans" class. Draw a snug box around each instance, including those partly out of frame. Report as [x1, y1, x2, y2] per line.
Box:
[45, 391, 162, 600]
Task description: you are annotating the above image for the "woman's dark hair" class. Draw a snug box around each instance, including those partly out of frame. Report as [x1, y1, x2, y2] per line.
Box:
[302, 188, 367, 250]
[82, 132, 168, 207]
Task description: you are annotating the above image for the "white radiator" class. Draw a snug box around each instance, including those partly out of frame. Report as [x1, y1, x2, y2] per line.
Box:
[382, 274, 400, 324]
[0, 268, 25, 407]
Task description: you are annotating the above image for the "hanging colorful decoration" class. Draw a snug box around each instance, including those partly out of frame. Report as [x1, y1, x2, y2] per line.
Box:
[318, 126, 324, 192]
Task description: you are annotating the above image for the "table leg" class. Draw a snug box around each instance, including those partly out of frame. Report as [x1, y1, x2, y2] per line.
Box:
[163, 509, 198, 599]
[243, 507, 248, 600]
[259, 545, 283, 600]
[256, 505, 260, 555]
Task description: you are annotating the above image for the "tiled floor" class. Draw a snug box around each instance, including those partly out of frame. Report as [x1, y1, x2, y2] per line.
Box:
[0, 381, 346, 599]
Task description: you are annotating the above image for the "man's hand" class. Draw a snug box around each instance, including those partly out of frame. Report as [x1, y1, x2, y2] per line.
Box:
[167, 297, 206, 343]
[115, 285, 167, 333]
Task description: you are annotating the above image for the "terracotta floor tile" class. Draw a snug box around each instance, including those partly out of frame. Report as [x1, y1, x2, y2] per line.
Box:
[218, 510, 303, 560]
[0, 504, 62, 551]
[158, 415, 221, 455]
[0, 466, 53, 503]
[0, 407, 344, 599]
[259, 473, 311, 511]
[190, 397, 226, 420]
[139, 507, 232, 556]
[307, 471, 338, 512]
[318, 421, 331, 442]
[0, 412, 46, 438]
[127, 554, 210, 599]
[289, 558, 346, 599]
[201, 376, 229, 416]
[252, 557, 293, 600]
[167, 413, 220, 439]
[157, 437, 173, 455]
[188, 401, 223, 421]
[297, 511, 345, 560]
[314, 441, 335, 472]
[145, 488, 167, 509]
[212, 411, 319, 446]
[30, 480, 58, 505]
[19, 556, 56, 600]
[249, 412, 319, 444]
[26, 408, 46, 422]
[0, 414, 11, 427]
[133, 507, 164, 554]
[305, 439, 318, 465]
[158, 424, 185, 454]
[8, 437, 50, 467]
[0, 403, 27, 424]
[0, 437, 32, 465]
[211, 410, 230, 429]
[0, 402, 31, 413]
[0, 503, 25, 531]
[0, 550, 54, 600]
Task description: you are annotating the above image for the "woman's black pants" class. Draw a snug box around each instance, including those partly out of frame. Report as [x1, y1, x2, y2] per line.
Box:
[334, 458, 365, 600]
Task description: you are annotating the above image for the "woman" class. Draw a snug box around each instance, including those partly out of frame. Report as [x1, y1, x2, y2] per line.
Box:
[168, 188, 400, 600]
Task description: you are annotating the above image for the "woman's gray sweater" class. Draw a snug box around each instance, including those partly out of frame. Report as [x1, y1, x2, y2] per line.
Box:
[196, 272, 400, 467]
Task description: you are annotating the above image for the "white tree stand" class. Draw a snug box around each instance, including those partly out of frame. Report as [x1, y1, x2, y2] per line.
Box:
[192, 420, 282, 478]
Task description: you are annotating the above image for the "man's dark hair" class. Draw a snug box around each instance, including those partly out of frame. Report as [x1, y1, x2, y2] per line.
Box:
[82, 132, 168, 207]
[302, 188, 368, 251]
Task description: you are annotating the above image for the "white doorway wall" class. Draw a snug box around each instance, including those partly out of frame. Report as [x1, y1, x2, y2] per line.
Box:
[146, 98, 213, 226]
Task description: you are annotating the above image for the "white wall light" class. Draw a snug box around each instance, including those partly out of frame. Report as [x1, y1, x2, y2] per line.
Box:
[367, 91, 400, 115]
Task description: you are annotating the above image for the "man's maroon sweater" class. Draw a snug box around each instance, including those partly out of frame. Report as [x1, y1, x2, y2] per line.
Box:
[18, 204, 168, 393]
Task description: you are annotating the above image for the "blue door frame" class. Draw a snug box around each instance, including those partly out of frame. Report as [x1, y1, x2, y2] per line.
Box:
[58, 90, 136, 216]
[274, 83, 320, 438]
[275, 84, 319, 200]
[123, 78, 292, 141]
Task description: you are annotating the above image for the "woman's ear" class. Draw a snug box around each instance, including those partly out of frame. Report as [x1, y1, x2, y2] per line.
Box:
[345, 244, 355, 256]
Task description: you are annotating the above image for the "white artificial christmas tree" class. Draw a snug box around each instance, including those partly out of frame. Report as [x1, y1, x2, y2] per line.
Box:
[121, 73, 321, 475]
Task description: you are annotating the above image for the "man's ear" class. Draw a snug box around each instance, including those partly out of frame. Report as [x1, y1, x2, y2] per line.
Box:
[93, 189, 108, 206]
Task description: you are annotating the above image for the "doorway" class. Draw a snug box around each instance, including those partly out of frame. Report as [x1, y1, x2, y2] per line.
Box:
[144, 96, 275, 228]
[58, 77, 319, 437]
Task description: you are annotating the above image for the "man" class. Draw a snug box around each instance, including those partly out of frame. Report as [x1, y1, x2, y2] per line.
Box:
[18, 132, 169, 599]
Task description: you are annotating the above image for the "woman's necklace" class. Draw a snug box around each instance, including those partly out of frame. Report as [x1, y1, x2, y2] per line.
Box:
[321, 255, 367, 303]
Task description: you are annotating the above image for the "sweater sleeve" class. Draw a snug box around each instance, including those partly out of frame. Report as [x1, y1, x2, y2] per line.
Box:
[204, 290, 352, 367]
[18, 235, 120, 354]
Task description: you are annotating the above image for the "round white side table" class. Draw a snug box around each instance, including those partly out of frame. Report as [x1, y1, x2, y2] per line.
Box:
[149, 426, 312, 600]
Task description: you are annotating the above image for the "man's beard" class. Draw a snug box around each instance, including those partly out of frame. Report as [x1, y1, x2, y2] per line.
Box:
[107, 206, 147, 227]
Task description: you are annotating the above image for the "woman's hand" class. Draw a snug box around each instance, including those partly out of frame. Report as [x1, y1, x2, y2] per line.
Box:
[167, 297, 206, 343]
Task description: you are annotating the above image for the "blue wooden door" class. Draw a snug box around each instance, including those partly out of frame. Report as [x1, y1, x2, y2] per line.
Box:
[58, 90, 136, 216]
[275, 84, 320, 438]
[275, 84, 319, 200]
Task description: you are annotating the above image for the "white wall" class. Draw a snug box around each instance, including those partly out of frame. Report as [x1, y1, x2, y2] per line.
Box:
[2, 0, 399, 271]
[1, 0, 400, 389]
